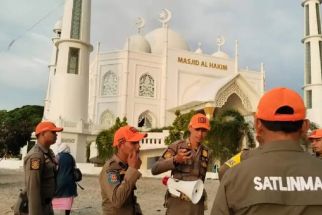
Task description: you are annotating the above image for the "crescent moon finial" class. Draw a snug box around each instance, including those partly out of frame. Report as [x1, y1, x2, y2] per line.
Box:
[159, 9, 172, 27]
[135, 17, 145, 34]
[216, 36, 225, 51]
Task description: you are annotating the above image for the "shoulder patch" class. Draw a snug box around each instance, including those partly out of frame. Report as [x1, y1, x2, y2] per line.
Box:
[225, 152, 241, 168]
[30, 158, 40, 170]
[202, 149, 208, 158]
[107, 171, 120, 185]
[162, 149, 174, 159]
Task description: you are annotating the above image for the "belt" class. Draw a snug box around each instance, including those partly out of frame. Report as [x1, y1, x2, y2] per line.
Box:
[169, 192, 191, 202]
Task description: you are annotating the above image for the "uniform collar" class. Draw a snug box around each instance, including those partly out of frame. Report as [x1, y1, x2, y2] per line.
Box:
[36, 143, 49, 153]
[185, 138, 204, 150]
[261, 140, 304, 153]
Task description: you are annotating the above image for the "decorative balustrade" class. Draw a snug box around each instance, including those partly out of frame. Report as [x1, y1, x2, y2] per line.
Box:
[139, 130, 169, 150]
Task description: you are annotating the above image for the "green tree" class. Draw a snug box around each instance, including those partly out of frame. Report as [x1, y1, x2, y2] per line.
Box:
[96, 117, 128, 161]
[164, 110, 196, 145]
[0, 105, 43, 157]
[207, 109, 255, 164]
[310, 121, 319, 130]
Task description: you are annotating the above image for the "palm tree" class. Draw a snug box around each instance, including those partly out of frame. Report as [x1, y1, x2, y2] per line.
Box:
[206, 109, 255, 164]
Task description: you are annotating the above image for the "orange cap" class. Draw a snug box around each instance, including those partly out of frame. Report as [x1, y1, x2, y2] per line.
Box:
[189, 113, 210, 130]
[113, 125, 147, 147]
[309, 129, 322, 139]
[35, 121, 63, 135]
[256, 87, 305, 121]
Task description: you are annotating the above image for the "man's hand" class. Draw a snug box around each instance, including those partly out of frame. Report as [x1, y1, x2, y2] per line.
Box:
[174, 148, 192, 164]
[128, 151, 142, 169]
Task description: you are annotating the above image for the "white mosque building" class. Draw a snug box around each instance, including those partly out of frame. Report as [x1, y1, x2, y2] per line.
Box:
[42, 0, 264, 164]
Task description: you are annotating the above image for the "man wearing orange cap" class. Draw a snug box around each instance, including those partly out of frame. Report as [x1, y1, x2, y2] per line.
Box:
[23, 121, 63, 215]
[99, 125, 147, 215]
[211, 87, 322, 215]
[309, 129, 322, 158]
[151, 113, 210, 215]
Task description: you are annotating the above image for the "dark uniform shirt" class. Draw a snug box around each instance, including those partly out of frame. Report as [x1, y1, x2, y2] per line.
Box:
[211, 140, 322, 215]
[151, 139, 209, 215]
[218, 148, 259, 181]
[24, 144, 56, 215]
[99, 154, 142, 215]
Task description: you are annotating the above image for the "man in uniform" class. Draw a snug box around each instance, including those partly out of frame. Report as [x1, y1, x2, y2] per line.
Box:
[151, 113, 210, 215]
[211, 87, 322, 215]
[308, 128, 322, 158]
[24, 121, 63, 215]
[99, 125, 147, 215]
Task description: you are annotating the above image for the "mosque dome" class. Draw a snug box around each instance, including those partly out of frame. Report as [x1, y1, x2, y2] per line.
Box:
[145, 28, 190, 54]
[53, 20, 62, 33]
[212, 51, 230, 59]
[195, 42, 203, 54]
[195, 48, 203, 54]
[124, 34, 151, 53]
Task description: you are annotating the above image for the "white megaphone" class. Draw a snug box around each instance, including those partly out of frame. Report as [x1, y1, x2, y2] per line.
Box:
[162, 176, 204, 204]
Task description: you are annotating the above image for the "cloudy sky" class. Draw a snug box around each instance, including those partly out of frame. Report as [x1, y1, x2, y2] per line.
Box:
[0, 0, 305, 110]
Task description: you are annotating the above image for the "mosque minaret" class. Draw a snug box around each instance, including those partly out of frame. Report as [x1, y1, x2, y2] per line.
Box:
[44, 0, 93, 161]
[302, 0, 322, 126]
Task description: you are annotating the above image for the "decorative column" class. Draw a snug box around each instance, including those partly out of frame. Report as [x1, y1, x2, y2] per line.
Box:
[159, 9, 171, 127]
[302, 0, 322, 126]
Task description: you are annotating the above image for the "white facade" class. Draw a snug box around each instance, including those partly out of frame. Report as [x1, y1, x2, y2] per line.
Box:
[44, 3, 264, 162]
[302, 0, 322, 127]
[88, 14, 264, 133]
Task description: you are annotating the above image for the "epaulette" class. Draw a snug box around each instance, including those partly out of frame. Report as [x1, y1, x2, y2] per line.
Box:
[106, 159, 120, 171]
[225, 152, 241, 168]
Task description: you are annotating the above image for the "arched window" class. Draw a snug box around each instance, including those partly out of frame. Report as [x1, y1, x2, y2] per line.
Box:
[100, 110, 115, 129]
[138, 111, 153, 128]
[101, 70, 118, 96]
[139, 74, 154, 97]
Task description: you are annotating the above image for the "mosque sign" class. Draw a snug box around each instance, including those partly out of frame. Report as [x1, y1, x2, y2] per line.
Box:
[177, 57, 228, 70]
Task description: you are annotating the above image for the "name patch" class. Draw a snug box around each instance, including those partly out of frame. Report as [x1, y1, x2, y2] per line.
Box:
[254, 176, 322, 191]
[107, 172, 120, 185]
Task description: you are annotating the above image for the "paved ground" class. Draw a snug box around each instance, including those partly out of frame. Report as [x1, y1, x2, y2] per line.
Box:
[0, 169, 219, 215]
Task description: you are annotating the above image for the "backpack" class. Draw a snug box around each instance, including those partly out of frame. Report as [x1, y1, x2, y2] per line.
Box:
[73, 167, 82, 182]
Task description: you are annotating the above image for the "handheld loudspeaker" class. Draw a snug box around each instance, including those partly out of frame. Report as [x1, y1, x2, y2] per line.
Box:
[162, 176, 204, 204]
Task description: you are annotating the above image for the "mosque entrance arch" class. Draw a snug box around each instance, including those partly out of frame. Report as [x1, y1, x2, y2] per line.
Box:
[215, 82, 252, 116]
